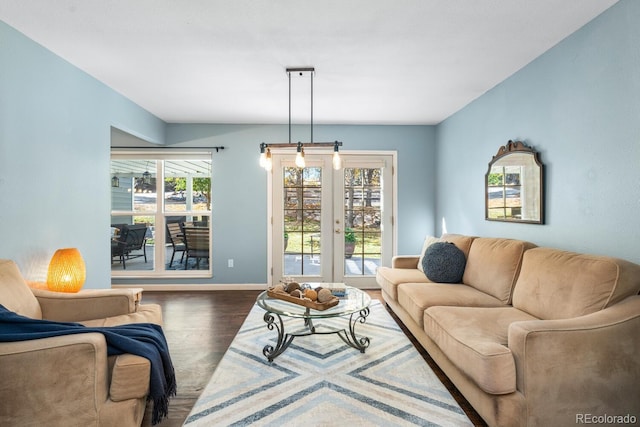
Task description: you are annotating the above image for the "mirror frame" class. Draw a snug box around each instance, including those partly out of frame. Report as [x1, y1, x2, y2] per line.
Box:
[485, 140, 544, 224]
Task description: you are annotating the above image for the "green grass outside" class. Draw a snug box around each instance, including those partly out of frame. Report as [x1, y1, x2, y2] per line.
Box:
[284, 231, 381, 254]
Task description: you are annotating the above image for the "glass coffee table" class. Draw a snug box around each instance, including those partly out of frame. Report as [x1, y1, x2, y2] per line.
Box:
[256, 286, 371, 362]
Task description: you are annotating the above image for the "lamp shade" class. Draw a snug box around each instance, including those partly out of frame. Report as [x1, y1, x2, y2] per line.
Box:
[47, 248, 86, 293]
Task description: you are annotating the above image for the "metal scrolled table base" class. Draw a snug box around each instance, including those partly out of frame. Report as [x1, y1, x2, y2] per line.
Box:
[262, 307, 371, 362]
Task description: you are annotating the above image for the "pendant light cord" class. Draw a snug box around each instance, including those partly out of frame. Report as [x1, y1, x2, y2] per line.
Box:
[287, 68, 315, 144]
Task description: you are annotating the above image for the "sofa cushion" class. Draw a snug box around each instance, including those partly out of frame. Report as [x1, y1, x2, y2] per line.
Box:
[397, 282, 505, 328]
[376, 266, 429, 302]
[462, 238, 535, 304]
[424, 306, 537, 395]
[512, 248, 640, 320]
[441, 233, 475, 258]
[0, 259, 42, 319]
[422, 242, 466, 283]
[417, 236, 443, 273]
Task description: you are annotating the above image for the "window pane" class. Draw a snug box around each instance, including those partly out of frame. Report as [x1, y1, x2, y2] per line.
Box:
[110, 216, 155, 272]
[344, 167, 382, 276]
[164, 215, 210, 270]
[164, 160, 212, 212]
[303, 210, 321, 231]
[110, 159, 157, 212]
[111, 178, 133, 211]
[283, 166, 322, 276]
[134, 161, 157, 213]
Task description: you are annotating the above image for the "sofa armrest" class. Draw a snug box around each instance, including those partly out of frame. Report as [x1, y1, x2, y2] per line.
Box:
[0, 333, 110, 425]
[508, 295, 640, 425]
[110, 353, 151, 401]
[33, 288, 143, 322]
[391, 255, 420, 269]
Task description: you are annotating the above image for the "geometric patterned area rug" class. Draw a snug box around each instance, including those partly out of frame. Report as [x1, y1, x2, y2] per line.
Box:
[184, 300, 472, 426]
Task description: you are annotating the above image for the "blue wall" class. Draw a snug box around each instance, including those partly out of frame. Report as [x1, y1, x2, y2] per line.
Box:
[436, 0, 640, 263]
[0, 21, 165, 286]
[139, 123, 435, 284]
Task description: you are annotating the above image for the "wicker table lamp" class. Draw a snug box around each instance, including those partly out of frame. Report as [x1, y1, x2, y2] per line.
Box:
[46, 248, 86, 293]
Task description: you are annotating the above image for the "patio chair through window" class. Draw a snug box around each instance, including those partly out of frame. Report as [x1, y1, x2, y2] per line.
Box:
[166, 222, 186, 268]
[111, 224, 148, 269]
[183, 226, 210, 269]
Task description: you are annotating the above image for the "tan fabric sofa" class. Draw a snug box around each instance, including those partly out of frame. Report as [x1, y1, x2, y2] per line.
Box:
[377, 234, 640, 427]
[0, 259, 163, 427]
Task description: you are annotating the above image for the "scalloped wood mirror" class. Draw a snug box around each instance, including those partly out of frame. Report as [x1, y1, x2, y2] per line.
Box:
[485, 140, 544, 224]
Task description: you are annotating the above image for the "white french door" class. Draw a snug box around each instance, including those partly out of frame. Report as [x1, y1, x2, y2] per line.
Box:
[270, 152, 394, 288]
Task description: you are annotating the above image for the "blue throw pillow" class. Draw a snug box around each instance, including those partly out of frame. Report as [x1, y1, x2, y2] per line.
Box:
[422, 242, 466, 283]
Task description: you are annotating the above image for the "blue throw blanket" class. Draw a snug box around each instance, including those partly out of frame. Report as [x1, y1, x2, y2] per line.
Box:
[0, 304, 176, 425]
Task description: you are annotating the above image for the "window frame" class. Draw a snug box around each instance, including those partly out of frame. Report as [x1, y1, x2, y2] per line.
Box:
[110, 150, 213, 278]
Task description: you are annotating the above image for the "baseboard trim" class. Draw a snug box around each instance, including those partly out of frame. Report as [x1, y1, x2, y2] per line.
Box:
[111, 283, 268, 291]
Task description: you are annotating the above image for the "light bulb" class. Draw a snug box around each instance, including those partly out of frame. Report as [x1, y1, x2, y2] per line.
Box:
[295, 148, 305, 168]
[264, 149, 272, 171]
[332, 151, 342, 169]
[259, 152, 266, 167]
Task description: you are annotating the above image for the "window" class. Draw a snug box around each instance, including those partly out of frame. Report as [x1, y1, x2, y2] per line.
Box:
[110, 151, 212, 277]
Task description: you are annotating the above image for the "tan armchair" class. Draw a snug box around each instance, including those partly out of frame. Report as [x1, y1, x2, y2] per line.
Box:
[0, 259, 162, 427]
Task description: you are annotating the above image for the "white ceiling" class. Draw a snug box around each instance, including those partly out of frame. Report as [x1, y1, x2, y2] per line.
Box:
[0, 0, 617, 125]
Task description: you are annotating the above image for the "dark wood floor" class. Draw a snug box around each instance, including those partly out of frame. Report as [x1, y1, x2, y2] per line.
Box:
[140, 290, 486, 427]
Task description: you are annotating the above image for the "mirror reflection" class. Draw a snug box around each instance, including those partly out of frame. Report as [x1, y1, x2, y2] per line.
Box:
[485, 140, 544, 224]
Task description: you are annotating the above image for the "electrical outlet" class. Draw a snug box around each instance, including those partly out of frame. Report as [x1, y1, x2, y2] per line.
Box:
[228, 259, 234, 268]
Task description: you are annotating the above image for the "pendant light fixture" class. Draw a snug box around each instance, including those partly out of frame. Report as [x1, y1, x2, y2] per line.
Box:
[142, 161, 152, 185]
[332, 142, 342, 170]
[259, 67, 342, 170]
[142, 171, 151, 184]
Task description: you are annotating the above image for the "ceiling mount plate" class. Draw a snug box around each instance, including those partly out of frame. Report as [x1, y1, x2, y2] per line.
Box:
[286, 67, 315, 77]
